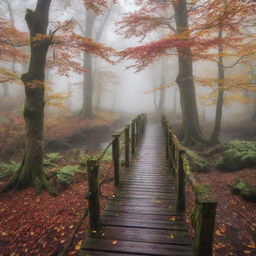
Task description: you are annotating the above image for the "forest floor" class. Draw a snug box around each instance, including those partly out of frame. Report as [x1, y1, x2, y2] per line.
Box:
[0, 149, 115, 256]
[184, 118, 256, 256]
[0, 102, 124, 256]
[185, 168, 256, 256]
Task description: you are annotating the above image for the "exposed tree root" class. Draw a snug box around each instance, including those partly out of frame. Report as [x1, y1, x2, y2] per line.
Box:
[1, 159, 58, 196]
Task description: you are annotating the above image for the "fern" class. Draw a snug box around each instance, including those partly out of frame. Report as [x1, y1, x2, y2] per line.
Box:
[0, 161, 19, 179]
[44, 152, 62, 167]
[56, 165, 80, 186]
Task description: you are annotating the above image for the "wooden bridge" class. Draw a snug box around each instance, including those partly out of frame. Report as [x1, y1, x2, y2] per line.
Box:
[78, 114, 217, 256]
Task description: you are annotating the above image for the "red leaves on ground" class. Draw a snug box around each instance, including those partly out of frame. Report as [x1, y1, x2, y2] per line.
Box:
[185, 168, 256, 256]
[0, 167, 114, 256]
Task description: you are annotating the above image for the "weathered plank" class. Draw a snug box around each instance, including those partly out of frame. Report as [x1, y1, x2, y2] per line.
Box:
[81, 238, 193, 256]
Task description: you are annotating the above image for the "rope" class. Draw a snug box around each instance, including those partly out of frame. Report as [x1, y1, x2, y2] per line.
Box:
[58, 208, 88, 256]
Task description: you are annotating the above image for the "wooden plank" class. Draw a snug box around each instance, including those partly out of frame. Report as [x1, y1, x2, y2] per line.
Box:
[103, 211, 182, 221]
[101, 226, 192, 245]
[101, 217, 188, 231]
[82, 238, 193, 256]
[79, 251, 138, 256]
[107, 199, 175, 208]
[105, 205, 177, 215]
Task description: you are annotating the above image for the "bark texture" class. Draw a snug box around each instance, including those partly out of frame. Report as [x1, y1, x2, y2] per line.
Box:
[209, 0, 227, 145]
[173, 0, 205, 146]
[2, 0, 56, 195]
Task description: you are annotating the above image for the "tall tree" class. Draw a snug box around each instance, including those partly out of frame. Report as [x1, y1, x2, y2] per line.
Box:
[2, 0, 115, 194]
[3, 0, 55, 194]
[118, 0, 206, 145]
[79, 1, 114, 119]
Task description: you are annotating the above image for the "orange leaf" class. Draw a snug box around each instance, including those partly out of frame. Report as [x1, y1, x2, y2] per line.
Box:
[75, 240, 83, 250]
[112, 240, 117, 245]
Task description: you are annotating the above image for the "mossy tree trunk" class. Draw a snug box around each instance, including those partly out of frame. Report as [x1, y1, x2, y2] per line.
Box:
[2, 0, 56, 195]
[173, 0, 205, 146]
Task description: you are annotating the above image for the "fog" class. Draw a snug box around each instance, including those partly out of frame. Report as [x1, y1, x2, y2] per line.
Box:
[0, 0, 254, 125]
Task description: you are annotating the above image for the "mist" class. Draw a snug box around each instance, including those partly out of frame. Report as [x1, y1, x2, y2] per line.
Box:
[1, 1, 256, 256]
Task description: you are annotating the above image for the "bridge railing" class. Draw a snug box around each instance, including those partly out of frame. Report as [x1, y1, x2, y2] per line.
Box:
[87, 113, 147, 233]
[162, 115, 217, 256]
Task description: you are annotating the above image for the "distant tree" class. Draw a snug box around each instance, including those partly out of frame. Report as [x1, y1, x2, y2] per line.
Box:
[192, 0, 256, 145]
[78, 1, 115, 119]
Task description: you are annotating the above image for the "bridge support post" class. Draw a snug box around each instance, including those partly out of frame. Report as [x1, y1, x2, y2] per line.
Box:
[112, 134, 120, 188]
[176, 150, 186, 212]
[194, 199, 217, 256]
[131, 121, 136, 154]
[125, 125, 130, 167]
[135, 118, 139, 143]
[87, 160, 101, 233]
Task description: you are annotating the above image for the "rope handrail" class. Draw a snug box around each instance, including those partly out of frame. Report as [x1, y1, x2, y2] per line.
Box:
[161, 114, 217, 256]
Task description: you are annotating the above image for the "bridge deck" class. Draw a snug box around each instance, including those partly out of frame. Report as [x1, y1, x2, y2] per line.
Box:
[79, 123, 193, 256]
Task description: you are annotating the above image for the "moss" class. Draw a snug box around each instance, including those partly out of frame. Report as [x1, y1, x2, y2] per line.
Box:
[186, 150, 210, 172]
[217, 140, 256, 171]
[193, 184, 212, 197]
[231, 179, 256, 202]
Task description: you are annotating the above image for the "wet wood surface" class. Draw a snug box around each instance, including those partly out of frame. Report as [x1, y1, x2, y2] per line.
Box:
[79, 124, 193, 255]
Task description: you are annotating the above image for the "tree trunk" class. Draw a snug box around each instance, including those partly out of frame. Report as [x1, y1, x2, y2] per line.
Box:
[81, 52, 94, 119]
[1, 0, 16, 98]
[209, 0, 227, 145]
[173, 86, 177, 114]
[173, 0, 205, 146]
[158, 87, 166, 114]
[80, 10, 95, 119]
[2, 0, 56, 195]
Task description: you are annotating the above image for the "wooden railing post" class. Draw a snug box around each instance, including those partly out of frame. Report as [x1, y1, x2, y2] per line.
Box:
[166, 126, 170, 160]
[87, 160, 101, 232]
[167, 129, 172, 167]
[131, 120, 136, 154]
[139, 114, 142, 136]
[135, 117, 139, 143]
[124, 125, 130, 167]
[176, 149, 186, 212]
[112, 134, 120, 188]
[194, 198, 217, 256]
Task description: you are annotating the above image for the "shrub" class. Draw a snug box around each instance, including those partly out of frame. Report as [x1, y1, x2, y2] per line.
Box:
[186, 150, 210, 172]
[231, 179, 256, 202]
[44, 152, 62, 167]
[217, 140, 256, 171]
[56, 165, 80, 187]
[0, 161, 19, 179]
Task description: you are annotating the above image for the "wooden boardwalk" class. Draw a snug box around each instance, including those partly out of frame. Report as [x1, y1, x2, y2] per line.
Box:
[79, 123, 193, 256]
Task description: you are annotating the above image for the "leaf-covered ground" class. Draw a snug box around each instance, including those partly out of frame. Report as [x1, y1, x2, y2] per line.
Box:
[185, 168, 256, 256]
[0, 150, 114, 256]
[0, 177, 114, 256]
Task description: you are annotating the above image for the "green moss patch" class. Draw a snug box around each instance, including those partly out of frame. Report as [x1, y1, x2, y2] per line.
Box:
[217, 140, 256, 171]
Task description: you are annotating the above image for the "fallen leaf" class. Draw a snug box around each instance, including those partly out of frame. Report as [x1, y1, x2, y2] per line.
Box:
[169, 216, 176, 222]
[75, 240, 83, 250]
